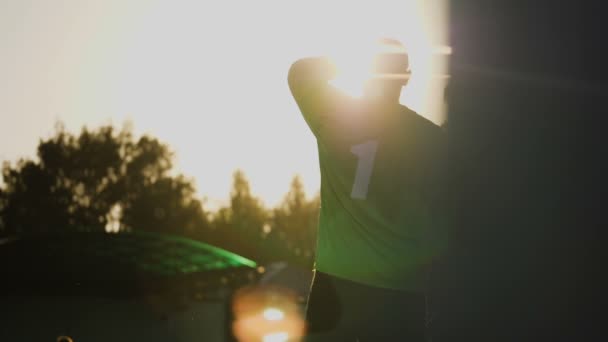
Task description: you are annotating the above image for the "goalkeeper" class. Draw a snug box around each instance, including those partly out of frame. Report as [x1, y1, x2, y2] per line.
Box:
[288, 38, 447, 341]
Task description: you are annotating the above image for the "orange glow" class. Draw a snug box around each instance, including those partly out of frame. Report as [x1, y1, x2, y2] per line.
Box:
[232, 285, 305, 342]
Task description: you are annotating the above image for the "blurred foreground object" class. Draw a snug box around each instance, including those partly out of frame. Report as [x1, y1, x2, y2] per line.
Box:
[429, 1, 605, 341]
[0, 231, 258, 341]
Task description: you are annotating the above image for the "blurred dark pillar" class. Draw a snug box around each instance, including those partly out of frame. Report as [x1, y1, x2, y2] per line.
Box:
[431, 2, 605, 341]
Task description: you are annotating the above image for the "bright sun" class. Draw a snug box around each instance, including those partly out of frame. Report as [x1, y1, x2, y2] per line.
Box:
[328, 24, 449, 108]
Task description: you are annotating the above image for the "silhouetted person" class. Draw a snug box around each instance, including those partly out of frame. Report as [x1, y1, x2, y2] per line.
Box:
[288, 39, 447, 341]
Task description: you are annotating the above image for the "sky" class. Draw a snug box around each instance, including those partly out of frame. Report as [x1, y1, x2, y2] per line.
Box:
[0, 0, 448, 210]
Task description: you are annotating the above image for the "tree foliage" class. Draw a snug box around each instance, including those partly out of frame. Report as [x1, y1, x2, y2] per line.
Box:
[0, 123, 320, 266]
[207, 170, 269, 260]
[269, 176, 319, 267]
[0, 124, 208, 237]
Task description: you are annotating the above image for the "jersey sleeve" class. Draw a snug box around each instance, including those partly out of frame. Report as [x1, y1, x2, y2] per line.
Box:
[288, 57, 352, 138]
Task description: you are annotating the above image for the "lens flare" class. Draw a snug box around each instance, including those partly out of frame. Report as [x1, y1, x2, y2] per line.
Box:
[263, 307, 285, 321]
[232, 285, 305, 342]
[329, 38, 412, 98]
[262, 332, 289, 342]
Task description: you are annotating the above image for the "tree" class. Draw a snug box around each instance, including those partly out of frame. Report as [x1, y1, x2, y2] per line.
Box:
[0, 124, 208, 237]
[0, 123, 323, 266]
[268, 176, 320, 267]
[209, 170, 270, 261]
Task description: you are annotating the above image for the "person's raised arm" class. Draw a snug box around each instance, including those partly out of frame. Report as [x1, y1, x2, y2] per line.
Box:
[288, 56, 337, 89]
[288, 56, 349, 136]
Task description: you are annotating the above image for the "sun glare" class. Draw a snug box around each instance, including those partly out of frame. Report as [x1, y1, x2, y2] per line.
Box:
[314, 1, 450, 128]
[169, 0, 448, 206]
[1, 0, 448, 207]
[329, 40, 380, 98]
[329, 33, 445, 107]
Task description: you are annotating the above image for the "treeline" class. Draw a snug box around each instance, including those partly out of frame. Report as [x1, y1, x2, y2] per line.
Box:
[0, 124, 319, 267]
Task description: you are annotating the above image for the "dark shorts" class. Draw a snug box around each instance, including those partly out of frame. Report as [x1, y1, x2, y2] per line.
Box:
[305, 271, 428, 341]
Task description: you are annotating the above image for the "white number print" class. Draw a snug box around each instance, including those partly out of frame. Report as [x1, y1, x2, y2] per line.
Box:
[350, 140, 378, 199]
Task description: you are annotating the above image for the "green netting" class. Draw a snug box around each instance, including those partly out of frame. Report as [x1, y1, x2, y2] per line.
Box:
[16, 231, 257, 276]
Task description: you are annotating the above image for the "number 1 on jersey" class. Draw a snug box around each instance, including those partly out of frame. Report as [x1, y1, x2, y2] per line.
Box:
[350, 140, 378, 199]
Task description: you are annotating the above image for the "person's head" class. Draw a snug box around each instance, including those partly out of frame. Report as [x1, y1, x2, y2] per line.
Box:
[363, 38, 411, 104]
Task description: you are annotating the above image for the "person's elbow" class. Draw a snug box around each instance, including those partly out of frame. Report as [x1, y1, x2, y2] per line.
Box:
[287, 59, 308, 92]
[287, 57, 336, 91]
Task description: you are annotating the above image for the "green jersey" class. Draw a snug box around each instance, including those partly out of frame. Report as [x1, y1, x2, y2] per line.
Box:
[288, 57, 447, 291]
